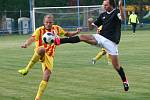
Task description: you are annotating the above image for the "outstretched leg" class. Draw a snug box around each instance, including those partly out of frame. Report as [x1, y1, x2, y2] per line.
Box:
[55, 34, 97, 45]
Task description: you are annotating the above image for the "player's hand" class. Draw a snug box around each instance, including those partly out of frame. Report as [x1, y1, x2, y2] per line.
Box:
[21, 43, 28, 48]
[21, 37, 34, 48]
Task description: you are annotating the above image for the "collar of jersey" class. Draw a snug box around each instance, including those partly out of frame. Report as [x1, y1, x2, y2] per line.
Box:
[107, 9, 115, 14]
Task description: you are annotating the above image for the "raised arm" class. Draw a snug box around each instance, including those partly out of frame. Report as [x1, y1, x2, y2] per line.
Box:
[119, 0, 124, 21]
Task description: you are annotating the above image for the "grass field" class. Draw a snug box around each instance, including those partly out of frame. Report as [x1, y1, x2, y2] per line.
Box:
[0, 30, 150, 100]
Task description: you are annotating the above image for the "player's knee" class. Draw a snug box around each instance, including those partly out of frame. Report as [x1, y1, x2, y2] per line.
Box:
[38, 47, 45, 56]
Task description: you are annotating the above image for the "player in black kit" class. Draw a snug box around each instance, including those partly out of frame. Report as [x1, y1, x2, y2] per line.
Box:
[55, 0, 129, 91]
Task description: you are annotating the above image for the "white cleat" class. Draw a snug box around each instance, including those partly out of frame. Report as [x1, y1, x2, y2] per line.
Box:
[92, 58, 96, 64]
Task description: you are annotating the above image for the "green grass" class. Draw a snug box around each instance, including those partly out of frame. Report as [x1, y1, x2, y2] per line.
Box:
[0, 30, 150, 100]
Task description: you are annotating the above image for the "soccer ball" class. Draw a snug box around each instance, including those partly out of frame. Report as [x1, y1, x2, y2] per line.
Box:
[42, 32, 55, 44]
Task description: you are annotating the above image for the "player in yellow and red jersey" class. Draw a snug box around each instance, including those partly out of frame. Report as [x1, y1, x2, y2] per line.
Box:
[18, 14, 81, 100]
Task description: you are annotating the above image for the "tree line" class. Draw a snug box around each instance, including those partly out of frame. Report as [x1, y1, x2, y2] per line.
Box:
[1, 0, 149, 11]
[0, 0, 149, 22]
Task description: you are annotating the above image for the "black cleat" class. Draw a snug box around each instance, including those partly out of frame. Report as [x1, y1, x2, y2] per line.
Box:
[123, 81, 129, 91]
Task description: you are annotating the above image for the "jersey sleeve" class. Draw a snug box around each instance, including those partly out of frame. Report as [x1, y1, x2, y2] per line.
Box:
[32, 28, 40, 41]
[57, 26, 67, 37]
[109, 9, 122, 21]
[94, 15, 103, 27]
[115, 9, 122, 20]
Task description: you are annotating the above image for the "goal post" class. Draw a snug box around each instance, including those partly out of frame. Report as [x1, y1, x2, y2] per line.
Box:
[33, 5, 104, 31]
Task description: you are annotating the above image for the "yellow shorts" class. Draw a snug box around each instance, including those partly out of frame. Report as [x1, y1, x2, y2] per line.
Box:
[40, 53, 54, 72]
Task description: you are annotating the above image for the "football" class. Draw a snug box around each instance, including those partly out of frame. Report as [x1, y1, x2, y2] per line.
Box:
[42, 32, 55, 44]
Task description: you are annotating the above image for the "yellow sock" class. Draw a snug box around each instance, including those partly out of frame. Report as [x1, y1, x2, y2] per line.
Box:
[25, 52, 41, 71]
[106, 53, 111, 64]
[94, 50, 105, 61]
[36, 80, 48, 99]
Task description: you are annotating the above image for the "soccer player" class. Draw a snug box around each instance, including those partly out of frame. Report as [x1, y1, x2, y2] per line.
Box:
[55, 0, 129, 91]
[128, 11, 139, 33]
[92, 26, 111, 65]
[18, 14, 81, 100]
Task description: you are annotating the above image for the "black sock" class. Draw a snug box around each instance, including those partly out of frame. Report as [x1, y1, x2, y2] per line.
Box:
[117, 67, 127, 82]
[60, 36, 80, 44]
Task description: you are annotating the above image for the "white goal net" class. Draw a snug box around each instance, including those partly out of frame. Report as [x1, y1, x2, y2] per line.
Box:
[33, 5, 104, 31]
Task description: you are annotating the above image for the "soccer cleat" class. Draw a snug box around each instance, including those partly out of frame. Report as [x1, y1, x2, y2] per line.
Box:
[92, 58, 96, 64]
[123, 81, 129, 91]
[18, 68, 28, 76]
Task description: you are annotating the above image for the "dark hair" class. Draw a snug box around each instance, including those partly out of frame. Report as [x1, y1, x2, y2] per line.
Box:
[109, 0, 116, 8]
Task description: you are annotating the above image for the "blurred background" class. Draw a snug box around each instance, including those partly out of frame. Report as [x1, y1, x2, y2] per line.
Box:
[0, 0, 150, 34]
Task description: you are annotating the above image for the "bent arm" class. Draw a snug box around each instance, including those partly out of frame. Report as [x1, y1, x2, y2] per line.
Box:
[65, 27, 82, 37]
